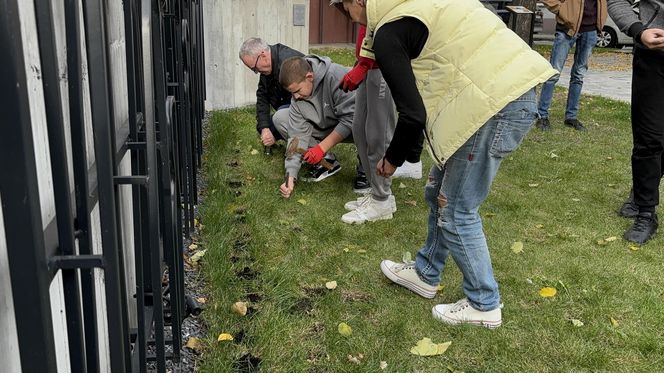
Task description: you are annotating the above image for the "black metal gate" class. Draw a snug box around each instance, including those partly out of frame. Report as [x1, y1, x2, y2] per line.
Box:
[0, 0, 205, 372]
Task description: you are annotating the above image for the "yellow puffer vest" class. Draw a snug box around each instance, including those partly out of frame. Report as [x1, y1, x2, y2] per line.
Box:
[361, 0, 557, 164]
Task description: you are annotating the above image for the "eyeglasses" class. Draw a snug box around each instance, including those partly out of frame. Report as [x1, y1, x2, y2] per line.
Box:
[251, 53, 262, 74]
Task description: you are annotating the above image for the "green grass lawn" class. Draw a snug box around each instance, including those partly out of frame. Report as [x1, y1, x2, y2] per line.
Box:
[196, 49, 664, 372]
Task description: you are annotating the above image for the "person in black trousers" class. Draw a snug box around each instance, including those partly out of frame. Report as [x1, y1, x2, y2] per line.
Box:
[608, 0, 664, 244]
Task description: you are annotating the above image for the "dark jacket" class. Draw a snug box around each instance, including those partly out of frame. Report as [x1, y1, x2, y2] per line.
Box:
[608, 0, 664, 53]
[255, 44, 304, 131]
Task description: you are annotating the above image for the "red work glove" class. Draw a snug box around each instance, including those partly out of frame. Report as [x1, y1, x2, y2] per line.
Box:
[303, 144, 325, 165]
[339, 63, 369, 92]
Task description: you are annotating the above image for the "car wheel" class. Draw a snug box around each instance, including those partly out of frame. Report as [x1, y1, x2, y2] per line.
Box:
[596, 26, 618, 48]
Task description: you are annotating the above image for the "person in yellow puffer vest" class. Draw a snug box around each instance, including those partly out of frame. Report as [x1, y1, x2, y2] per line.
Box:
[334, 0, 556, 328]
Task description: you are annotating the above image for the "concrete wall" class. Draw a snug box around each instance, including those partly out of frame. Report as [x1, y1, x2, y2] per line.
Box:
[203, 0, 310, 110]
[0, 0, 133, 371]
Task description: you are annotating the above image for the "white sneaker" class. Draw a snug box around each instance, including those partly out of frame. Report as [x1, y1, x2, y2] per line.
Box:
[432, 298, 502, 329]
[344, 194, 396, 212]
[342, 197, 394, 224]
[380, 260, 437, 299]
[393, 161, 422, 179]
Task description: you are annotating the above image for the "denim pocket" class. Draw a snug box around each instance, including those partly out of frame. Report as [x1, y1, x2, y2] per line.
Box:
[489, 108, 536, 158]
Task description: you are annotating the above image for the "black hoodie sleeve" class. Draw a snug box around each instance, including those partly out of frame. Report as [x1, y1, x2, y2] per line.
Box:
[256, 76, 271, 131]
[373, 17, 429, 167]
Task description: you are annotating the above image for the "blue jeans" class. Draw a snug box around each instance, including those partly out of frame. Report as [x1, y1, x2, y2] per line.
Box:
[415, 89, 537, 311]
[537, 30, 597, 120]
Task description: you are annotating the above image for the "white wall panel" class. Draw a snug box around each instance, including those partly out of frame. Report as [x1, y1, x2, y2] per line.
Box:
[0, 198, 22, 373]
[204, 0, 309, 109]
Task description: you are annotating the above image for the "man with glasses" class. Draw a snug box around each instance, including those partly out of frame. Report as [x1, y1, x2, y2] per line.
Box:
[239, 38, 304, 154]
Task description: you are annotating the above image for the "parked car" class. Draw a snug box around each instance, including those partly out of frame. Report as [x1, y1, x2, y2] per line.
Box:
[535, 2, 636, 48]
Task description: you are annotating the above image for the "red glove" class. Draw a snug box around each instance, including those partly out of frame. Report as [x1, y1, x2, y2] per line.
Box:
[339, 63, 369, 92]
[303, 144, 325, 165]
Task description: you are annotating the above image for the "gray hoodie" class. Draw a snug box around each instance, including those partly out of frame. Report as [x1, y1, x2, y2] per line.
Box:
[608, 0, 664, 52]
[285, 55, 354, 178]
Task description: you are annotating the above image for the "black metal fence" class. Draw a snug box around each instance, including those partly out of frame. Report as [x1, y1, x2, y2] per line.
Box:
[0, 0, 205, 372]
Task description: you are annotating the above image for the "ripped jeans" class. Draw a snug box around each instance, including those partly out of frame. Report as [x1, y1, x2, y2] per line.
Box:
[415, 88, 537, 311]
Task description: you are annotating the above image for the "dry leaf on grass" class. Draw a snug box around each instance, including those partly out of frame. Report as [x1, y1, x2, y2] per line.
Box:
[217, 333, 233, 342]
[185, 337, 203, 352]
[511, 241, 524, 254]
[410, 338, 451, 356]
[338, 322, 352, 336]
[539, 287, 557, 298]
[231, 301, 248, 316]
[297, 199, 307, 205]
[380, 361, 388, 370]
[571, 319, 584, 327]
[325, 281, 338, 290]
[190, 249, 207, 263]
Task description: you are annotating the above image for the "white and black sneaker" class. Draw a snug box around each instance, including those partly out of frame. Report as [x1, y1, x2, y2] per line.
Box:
[303, 160, 341, 182]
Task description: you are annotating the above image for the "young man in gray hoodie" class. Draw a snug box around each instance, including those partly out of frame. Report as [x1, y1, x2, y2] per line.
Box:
[608, 0, 664, 244]
[278, 55, 356, 198]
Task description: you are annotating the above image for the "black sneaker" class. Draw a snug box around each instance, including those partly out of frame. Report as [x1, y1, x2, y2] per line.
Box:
[303, 160, 341, 182]
[623, 211, 658, 244]
[353, 170, 371, 194]
[618, 190, 639, 218]
[536, 118, 551, 131]
[564, 118, 587, 131]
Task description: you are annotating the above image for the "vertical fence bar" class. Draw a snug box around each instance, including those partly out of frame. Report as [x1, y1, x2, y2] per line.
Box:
[122, 0, 150, 371]
[34, 0, 88, 371]
[64, 0, 102, 370]
[81, 0, 131, 371]
[0, 1, 58, 371]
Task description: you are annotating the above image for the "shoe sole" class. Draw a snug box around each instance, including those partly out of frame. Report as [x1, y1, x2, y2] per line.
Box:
[342, 212, 393, 225]
[431, 308, 502, 329]
[380, 261, 436, 299]
[303, 165, 341, 182]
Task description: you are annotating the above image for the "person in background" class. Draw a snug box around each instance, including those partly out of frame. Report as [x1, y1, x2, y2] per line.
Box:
[609, 0, 664, 244]
[337, 0, 555, 328]
[278, 56, 359, 198]
[239, 38, 303, 154]
[536, 0, 608, 131]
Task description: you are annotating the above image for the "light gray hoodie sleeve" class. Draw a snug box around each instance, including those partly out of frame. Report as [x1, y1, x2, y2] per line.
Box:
[608, 0, 644, 37]
[283, 101, 314, 179]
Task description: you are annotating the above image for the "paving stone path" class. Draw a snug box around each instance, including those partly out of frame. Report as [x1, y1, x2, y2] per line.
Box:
[554, 51, 632, 103]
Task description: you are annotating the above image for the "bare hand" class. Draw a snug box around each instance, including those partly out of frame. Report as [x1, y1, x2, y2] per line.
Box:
[261, 128, 276, 146]
[377, 157, 397, 177]
[641, 28, 664, 50]
[279, 176, 295, 198]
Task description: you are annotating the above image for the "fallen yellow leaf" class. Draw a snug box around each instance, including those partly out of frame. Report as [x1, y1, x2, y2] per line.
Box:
[604, 236, 618, 242]
[190, 249, 207, 263]
[404, 200, 417, 206]
[230, 301, 248, 316]
[217, 333, 233, 342]
[528, 183, 539, 187]
[357, 249, 367, 254]
[194, 218, 199, 226]
[511, 241, 524, 254]
[571, 319, 584, 327]
[535, 224, 544, 229]
[196, 297, 207, 304]
[380, 361, 388, 370]
[338, 322, 352, 336]
[185, 337, 203, 352]
[343, 248, 350, 253]
[539, 287, 557, 298]
[297, 199, 307, 205]
[325, 281, 338, 290]
[410, 338, 451, 356]
[629, 245, 640, 251]
[610, 317, 619, 327]
[250, 149, 259, 155]
[188, 243, 198, 251]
